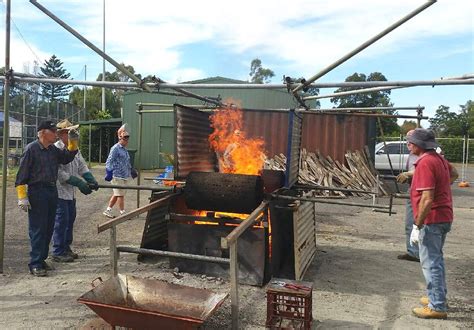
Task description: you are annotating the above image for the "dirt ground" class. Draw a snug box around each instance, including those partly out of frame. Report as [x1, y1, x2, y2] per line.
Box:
[0, 165, 473, 329]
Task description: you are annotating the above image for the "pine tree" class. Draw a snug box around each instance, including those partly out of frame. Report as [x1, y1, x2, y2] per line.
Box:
[40, 55, 71, 101]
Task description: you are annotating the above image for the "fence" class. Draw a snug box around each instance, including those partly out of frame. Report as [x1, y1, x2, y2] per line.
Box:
[377, 135, 474, 183]
[0, 90, 84, 152]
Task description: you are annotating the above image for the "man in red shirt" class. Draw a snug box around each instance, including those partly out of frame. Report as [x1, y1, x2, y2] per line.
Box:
[408, 128, 458, 319]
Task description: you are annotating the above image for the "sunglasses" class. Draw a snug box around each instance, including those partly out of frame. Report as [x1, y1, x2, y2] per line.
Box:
[122, 136, 130, 140]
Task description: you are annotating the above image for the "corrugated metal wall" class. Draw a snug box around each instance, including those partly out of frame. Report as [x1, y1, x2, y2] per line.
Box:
[123, 77, 372, 169]
[243, 111, 370, 163]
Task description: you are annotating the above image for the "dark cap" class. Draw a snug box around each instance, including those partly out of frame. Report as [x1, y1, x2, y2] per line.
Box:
[37, 120, 57, 132]
[406, 128, 438, 150]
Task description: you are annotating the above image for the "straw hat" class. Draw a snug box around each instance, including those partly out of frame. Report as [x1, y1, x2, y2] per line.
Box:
[56, 119, 79, 131]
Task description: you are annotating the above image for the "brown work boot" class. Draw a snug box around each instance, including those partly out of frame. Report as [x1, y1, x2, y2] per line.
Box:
[420, 296, 429, 306]
[420, 296, 448, 308]
[412, 306, 447, 319]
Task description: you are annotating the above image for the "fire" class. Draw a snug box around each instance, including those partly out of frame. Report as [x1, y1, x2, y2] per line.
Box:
[209, 104, 266, 175]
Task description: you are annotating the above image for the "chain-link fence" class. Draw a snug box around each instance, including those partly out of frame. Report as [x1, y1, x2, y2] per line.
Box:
[0, 88, 85, 170]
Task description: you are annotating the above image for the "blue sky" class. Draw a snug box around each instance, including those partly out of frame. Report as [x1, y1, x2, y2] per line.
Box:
[1, 0, 473, 126]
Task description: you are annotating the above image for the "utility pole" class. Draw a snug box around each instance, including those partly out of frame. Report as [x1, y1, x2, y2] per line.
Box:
[83, 64, 87, 121]
[101, 0, 106, 112]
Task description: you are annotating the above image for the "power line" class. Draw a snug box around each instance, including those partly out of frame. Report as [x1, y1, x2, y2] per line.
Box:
[0, 2, 43, 64]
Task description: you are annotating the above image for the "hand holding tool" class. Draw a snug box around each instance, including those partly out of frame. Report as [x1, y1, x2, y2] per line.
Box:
[67, 128, 79, 151]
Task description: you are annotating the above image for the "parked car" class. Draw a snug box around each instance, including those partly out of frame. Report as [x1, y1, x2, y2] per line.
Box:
[374, 141, 410, 173]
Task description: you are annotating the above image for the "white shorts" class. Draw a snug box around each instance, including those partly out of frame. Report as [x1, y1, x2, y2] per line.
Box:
[112, 177, 128, 196]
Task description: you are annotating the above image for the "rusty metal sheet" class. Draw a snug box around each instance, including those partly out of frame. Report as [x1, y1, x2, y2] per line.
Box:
[242, 111, 370, 164]
[285, 110, 303, 188]
[78, 274, 228, 329]
[174, 104, 216, 179]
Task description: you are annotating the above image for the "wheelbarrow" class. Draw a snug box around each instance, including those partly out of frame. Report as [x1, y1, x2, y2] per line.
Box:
[78, 274, 228, 329]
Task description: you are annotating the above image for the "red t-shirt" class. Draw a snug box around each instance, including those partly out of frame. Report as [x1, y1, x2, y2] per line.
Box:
[410, 151, 453, 224]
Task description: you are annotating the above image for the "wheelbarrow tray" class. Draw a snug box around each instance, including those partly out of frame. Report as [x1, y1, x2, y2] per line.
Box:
[78, 274, 228, 329]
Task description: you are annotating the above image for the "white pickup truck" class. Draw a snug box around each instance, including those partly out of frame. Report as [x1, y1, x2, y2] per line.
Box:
[374, 141, 410, 173]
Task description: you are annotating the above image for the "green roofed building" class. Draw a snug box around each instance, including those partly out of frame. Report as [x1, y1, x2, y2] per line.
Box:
[122, 76, 314, 169]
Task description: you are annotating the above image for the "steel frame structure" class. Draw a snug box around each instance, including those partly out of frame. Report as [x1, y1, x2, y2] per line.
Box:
[2, 1, 474, 329]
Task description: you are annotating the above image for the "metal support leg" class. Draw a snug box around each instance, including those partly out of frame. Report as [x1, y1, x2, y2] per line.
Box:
[110, 226, 118, 276]
[230, 242, 239, 330]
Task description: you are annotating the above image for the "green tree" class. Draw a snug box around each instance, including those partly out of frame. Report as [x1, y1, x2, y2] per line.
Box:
[249, 58, 274, 84]
[430, 101, 474, 137]
[69, 86, 120, 120]
[330, 72, 399, 136]
[400, 120, 418, 135]
[40, 55, 71, 101]
[429, 105, 459, 136]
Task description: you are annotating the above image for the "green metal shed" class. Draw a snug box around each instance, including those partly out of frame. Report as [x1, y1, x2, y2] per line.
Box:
[122, 77, 309, 169]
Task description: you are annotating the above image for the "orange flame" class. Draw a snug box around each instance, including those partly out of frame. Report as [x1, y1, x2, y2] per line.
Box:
[209, 104, 265, 175]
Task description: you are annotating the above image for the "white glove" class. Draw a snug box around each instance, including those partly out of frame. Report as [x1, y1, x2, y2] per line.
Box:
[410, 224, 420, 246]
[18, 198, 30, 212]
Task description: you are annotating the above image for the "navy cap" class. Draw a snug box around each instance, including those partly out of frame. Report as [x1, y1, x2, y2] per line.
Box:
[37, 120, 57, 132]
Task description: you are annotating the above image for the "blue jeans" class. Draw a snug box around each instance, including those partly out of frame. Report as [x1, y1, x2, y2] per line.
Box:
[52, 198, 77, 256]
[405, 198, 419, 259]
[419, 222, 451, 312]
[27, 185, 58, 269]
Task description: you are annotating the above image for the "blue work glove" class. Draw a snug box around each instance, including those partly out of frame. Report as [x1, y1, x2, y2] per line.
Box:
[66, 175, 93, 195]
[82, 172, 99, 190]
[131, 168, 138, 179]
[105, 168, 113, 182]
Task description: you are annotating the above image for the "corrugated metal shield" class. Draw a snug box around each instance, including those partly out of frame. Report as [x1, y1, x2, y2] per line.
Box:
[174, 104, 217, 179]
[285, 110, 303, 187]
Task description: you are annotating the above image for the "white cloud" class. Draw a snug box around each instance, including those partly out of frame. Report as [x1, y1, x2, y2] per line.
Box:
[0, 0, 472, 81]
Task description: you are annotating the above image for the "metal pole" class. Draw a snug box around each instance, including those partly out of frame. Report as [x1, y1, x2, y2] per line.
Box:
[0, 0, 11, 273]
[303, 73, 474, 101]
[22, 93, 26, 150]
[377, 117, 400, 193]
[101, 0, 106, 112]
[88, 123, 92, 168]
[96, 183, 176, 191]
[304, 86, 404, 100]
[7, 75, 474, 89]
[83, 65, 87, 121]
[230, 242, 239, 330]
[272, 194, 390, 209]
[110, 226, 117, 276]
[292, 0, 437, 93]
[29, 0, 151, 92]
[136, 111, 143, 209]
[462, 135, 466, 182]
[99, 127, 102, 164]
[116, 246, 230, 264]
[417, 107, 422, 127]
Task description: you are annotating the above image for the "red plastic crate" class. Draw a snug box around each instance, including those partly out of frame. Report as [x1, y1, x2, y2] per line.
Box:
[265, 278, 313, 329]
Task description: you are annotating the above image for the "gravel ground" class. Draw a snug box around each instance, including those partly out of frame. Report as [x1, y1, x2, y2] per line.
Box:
[0, 166, 472, 329]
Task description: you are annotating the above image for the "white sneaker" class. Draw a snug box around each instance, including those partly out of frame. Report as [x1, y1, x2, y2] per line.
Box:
[119, 210, 126, 216]
[103, 209, 114, 218]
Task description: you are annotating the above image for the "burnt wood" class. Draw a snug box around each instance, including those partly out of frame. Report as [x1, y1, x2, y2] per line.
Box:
[184, 172, 264, 213]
